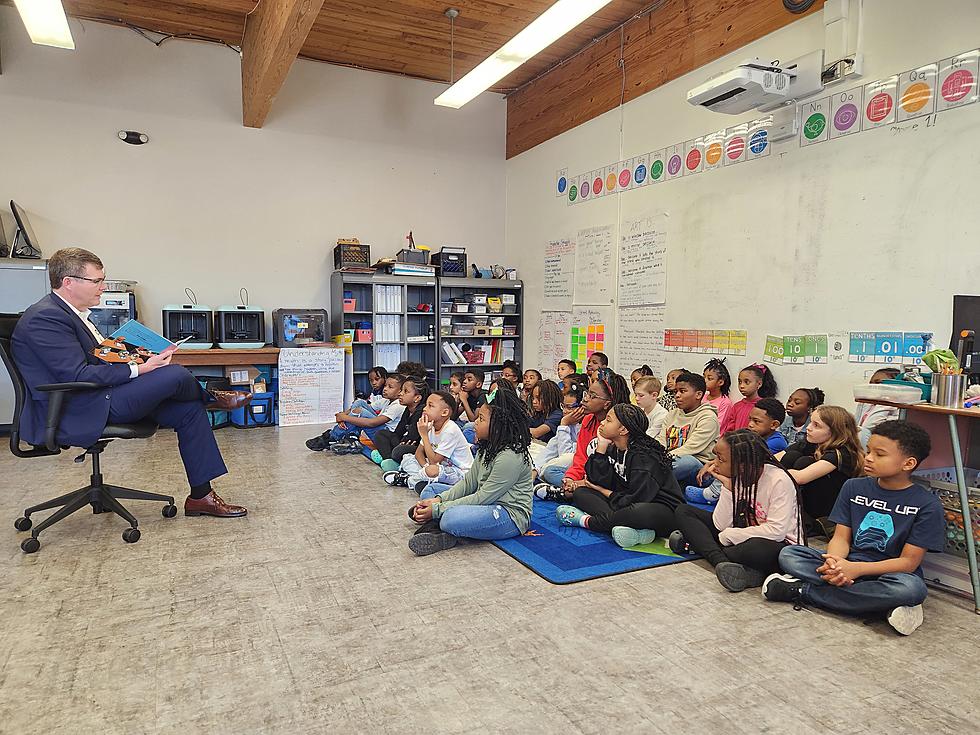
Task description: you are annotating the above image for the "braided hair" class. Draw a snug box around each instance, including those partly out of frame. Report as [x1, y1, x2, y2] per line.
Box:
[741, 363, 779, 398]
[402, 376, 430, 405]
[704, 357, 732, 396]
[479, 387, 532, 468]
[532, 379, 562, 418]
[593, 367, 631, 407]
[611, 403, 672, 475]
[797, 387, 825, 410]
[722, 429, 803, 542]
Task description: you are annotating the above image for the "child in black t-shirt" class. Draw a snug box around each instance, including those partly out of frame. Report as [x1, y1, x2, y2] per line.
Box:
[765, 420, 945, 636]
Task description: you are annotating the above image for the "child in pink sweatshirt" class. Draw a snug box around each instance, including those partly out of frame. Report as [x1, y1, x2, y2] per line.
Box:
[670, 429, 801, 592]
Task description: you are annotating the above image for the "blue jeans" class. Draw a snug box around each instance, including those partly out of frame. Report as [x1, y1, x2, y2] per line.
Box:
[671, 454, 704, 489]
[539, 462, 571, 486]
[459, 420, 476, 444]
[421, 483, 520, 540]
[349, 398, 378, 415]
[778, 545, 928, 615]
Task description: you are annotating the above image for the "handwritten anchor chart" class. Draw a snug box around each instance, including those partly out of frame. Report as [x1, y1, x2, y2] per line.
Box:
[562, 46, 980, 205]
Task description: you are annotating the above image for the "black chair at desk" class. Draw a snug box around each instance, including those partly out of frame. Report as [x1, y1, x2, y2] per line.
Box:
[0, 313, 177, 553]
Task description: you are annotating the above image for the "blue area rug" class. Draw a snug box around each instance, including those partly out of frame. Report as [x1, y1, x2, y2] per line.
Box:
[491, 499, 702, 585]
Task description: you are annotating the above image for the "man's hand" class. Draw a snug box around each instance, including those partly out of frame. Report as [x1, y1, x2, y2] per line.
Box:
[137, 350, 173, 376]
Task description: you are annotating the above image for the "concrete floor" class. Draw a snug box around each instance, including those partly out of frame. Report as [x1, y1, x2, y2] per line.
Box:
[1, 425, 978, 734]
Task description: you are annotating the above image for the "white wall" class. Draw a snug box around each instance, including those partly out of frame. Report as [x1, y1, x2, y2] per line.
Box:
[506, 0, 980, 406]
[0, 7, 505, 333]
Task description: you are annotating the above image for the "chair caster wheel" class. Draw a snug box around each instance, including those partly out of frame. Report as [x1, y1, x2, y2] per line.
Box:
[14, 517, 32, 532]
[92, 503, 105, 514]
[122, 528, 141, 544]
[21, 537, 40, 553]
[162, 504, 178, 519]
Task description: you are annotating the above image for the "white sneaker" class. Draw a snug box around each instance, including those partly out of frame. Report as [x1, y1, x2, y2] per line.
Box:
[887, 604, 924, 635]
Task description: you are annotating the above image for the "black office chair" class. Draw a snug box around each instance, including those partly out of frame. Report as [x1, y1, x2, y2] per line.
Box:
[0, 313, 177, 553]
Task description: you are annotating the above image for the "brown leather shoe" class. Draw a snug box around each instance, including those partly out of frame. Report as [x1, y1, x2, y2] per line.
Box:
[184, 490, 248, 518]
[209, 390, 253, 411]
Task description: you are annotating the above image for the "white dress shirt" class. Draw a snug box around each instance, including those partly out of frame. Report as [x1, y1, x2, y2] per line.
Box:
[53, 291, 138, 379]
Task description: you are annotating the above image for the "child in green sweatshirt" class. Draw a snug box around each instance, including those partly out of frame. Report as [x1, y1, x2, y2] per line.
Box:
[408, 388, 534, 556]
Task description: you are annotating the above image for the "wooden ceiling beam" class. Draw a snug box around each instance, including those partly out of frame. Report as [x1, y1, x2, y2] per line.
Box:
[241, 0, 325, 128]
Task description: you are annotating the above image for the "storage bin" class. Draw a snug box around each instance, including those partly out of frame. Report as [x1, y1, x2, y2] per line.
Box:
[343, 298, 356, 312]
[231, 391, 277, 428]
[356, 329, 373, 342]
[852, 383, 924, 404]
[912, 467, 980, 560]
[334, 241, 371, 269]
[882, 376, 931, 402]
[462, 350, 485, 364]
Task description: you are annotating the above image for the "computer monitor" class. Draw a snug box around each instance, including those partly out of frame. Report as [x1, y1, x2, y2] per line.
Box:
[9, 200, 42, 259]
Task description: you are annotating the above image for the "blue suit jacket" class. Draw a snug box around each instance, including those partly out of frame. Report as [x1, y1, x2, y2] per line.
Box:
[11, 293, 132, 448]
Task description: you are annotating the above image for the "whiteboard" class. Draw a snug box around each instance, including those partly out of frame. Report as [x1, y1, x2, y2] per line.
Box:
[574, 224, 615, 305]
[277, 347, 346, 427]
[618, 214, 667, 306]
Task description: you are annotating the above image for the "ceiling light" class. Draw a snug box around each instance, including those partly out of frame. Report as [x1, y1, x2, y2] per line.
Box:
[435, 0, 613, 109]
[13, 0, 75, 50]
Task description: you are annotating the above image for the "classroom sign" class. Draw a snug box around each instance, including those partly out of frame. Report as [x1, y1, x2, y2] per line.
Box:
[664, 328, 747, 355]
[848, 331, 933, 365]
[562, 46, 980, 206]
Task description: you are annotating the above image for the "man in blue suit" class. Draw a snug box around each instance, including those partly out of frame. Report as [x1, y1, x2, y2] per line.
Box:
[12, 248, 249, 517]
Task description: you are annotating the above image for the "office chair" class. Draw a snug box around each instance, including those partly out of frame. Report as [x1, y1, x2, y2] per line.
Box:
[0, 313, 177, 553]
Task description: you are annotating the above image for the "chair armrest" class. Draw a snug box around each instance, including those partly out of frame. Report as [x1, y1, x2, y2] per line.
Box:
[37, 382, 103, 451]
[37, 382, 102, 392]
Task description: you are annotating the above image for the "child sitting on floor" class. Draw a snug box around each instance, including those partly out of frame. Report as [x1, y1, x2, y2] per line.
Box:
[725, 363, 778, 432]
[373, 376, 429, 468]
[522, 369, 542, 406]
[501, 360, 522, 390]
[658, 368, 685, 411]
[776, 405, 864, 536]
[586, 351, 609, 380]
[630, 364, 654, 390]
[703, 358, 734, 431]
[385, 390, 473, 493]
[528, 379, 563, 442]
[671, 430, 802, 592]
[856, 368, 902, 447]
[306, 373, 404, 452]
[684, 396, 789, 505]
[633, 375, 668, 439]
[657, 371, 720, 489]
[765, 420, 944, 636]
[556, 359, 577, 384]
[533, 383, 585, 487]
[555, 403, 684, 549]
[780, 387, 824, 445]
[407, 388, 534, 556]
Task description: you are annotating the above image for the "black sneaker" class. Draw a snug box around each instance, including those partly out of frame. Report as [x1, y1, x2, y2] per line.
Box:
[331, 437, 362, 455]
[668, 529, 694, 555]
[384, 470, 410, 487]
[533, 483, 565, 502]
[305, 434, 330, 451]
[762, 573, 805, 603]
[715, 562, 769, 592]
[413, 480, 429, 495]
[408, 520, 458, 556]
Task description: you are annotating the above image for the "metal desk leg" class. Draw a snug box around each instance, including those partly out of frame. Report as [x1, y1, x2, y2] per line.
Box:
[947, 414, 980, 614]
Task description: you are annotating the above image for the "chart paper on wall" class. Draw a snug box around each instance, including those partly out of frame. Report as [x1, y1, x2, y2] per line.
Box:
[571, 306, 615, 372]
[617, 306, 665, 378]
[543, 238, 575, 311]
[574, 224, 615, 305]
[278, 346, 347, 427]
[618, 214, 667, 307]
[538, 311, 572, 378]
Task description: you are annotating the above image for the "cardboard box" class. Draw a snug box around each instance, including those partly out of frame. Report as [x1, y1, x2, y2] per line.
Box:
[225, 365, 261, 386]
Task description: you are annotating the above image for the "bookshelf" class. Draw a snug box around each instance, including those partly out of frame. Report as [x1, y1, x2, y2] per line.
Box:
[436, 277, 523, 388]
[330, 271, 438, 394]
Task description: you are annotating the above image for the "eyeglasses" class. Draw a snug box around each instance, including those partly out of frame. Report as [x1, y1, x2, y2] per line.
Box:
[584, 389, 609, 401]
[69, 275, 107, 285]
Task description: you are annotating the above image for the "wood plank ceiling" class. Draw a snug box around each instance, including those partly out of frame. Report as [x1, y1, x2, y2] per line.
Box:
[62, 0, 655, 92]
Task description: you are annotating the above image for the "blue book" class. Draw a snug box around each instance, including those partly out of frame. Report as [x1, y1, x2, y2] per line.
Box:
[110, 320, 190, 353]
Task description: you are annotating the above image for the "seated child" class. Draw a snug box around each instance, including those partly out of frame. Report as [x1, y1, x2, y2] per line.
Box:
[386, 390, 473, 493]
[776, 405, 863, 532]
[672, 430, 801, 592]
[586, 351, 609, 380]
[305, 365, 389, 450]
[702, 358, 734, 431]
[533, 384, 584, 487]
[630, 364, 654, 390]
[457, 368, 487, 444]
[306, 373, 404, 452]
[656, 372, 720, 489]
[501, 360, 522, 389]
[780, 387, 825, 445]
[658, 368, 685, 411]
[856, 368, 902, 447]
[685, 396, 789, 505]
[633, 375, 667, 439]
[407, 389, 534, 555]
[556, 403, 684, 549]
[725, 363, 778, 432]
[373, 376, 429, 468]
[521, 369, 542, 405]
[556, 359, 577, 384]
[766, 420, 943, 636]
[528, 379, 563, 442]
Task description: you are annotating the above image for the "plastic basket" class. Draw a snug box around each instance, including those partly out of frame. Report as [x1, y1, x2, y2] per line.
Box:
[912, 466, 980, 560]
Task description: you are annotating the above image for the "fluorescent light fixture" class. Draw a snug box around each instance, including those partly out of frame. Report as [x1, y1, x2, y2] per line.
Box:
[435, 0, 613, 109]
[13, 0, 75, 50]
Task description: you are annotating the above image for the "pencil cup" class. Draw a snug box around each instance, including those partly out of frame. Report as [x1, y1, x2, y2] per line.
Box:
[931, 374, 968, 407]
